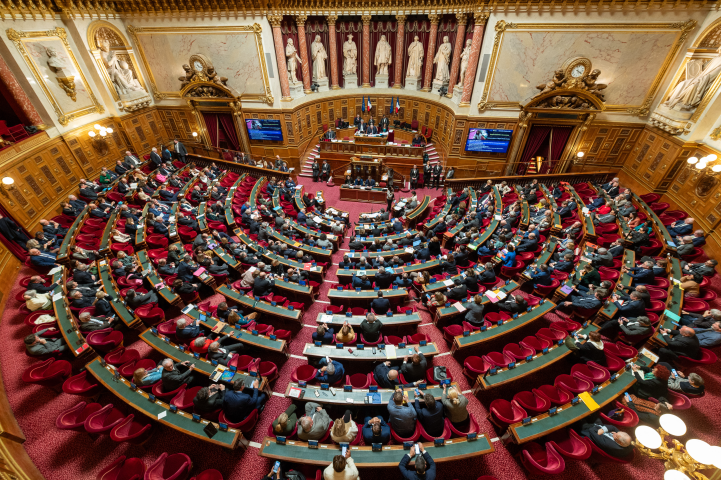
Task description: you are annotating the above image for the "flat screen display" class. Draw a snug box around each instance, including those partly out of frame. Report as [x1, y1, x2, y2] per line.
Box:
[465, 128, 513, 153]
[246, 119, 283, 141]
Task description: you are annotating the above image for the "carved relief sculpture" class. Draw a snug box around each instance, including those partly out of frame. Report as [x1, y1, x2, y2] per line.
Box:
[285, 38, 302, 84]
[663, 46, 721, 112]
[525, 57, 606, 111]
[457, 39, 472, 87]
[433, 36, 452, 83]
[46, 46, 76, 101]
[406, 35, 424, 78]
[311, 35, 328, 81]
[375, 35, 392, 76]
[96, 34, 150, 111]
[343, 34, 357, 75]
[178, 53, 240, 100]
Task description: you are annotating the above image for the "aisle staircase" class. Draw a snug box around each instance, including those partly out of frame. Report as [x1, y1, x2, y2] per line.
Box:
[299, 142, 442, 179]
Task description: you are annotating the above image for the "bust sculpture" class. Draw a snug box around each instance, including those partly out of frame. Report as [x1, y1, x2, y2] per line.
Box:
[343, 34, 357, 75]
[311, 35, 328, 81]
[433, 36, 452, 83]
[46, 46, 70, 78]
[406, 35, 424, 78]
[375, 35, 392, 76]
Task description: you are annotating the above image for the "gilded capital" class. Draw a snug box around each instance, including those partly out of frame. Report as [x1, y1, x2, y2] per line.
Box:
[395, 14, 407, 24]
[456, 13, 468, 26]
[295, 14, 308, 26]
[326, 14, 338, 24]
[362, 14, 372, 25]
[475, 12, 489, 24]
[267, 14, 283, 26]
[428, 14, 441, 25]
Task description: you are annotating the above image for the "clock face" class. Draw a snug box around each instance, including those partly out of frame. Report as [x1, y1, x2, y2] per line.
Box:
[571, 65, 586, 78]
[193, 61, 204, 72]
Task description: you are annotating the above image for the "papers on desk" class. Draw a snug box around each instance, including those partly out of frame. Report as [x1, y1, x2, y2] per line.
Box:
[313, 216, 323, 223]
[496, 290, 507, 300]
[182, 304, 195, 314]
[211, 321, 228, 334]
[321, 315, 333, 323]
[485, 291, 499, 303]
[494, 215, 502, 220]
[48, 266, 62, 275]
[295, 185, 303, 190]
[453, 302, 466, 312]
[366, 393, 381, 404]
[559, 285, 574, 295]
[385, 345, 397, 360]
[663, 309, 681, 322]
[158, 411, 167, 420]
[443, 279, 454, 287]
[640, 348, 659, 363]
[193, 267, 207, 276]
[289, 387, 304, 398]
[52, 293, 63, 302]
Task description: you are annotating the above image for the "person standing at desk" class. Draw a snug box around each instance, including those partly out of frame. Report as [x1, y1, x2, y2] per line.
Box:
[380, 115, 390, 131]
[321, 161, 331, 181]
[410, 166, 420, 189]
[432, 164, 442, 189]
[386, 188, 394, 211]
[386, 167, 395, 191]
[354, 114, 362, 128]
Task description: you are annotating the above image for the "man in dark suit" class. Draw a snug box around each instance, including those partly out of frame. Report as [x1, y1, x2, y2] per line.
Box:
[373, 362, 417, 389]
[612, 291, 647, 318]
[412, 392, 444, 438]
[354, 114, 362, 128]
[370, 291, 391, 315]
[380, 115, 390, 131]
[375, 269, 393, 289]
[153, 216, 170, 237]
[360, 312, 383, 342]
[315, 358, 345, 384]
[432, 164, 442, 189]
[579, 420, 634, 459]
[667, 218, 694, 238]
[175, 317, 203, 341]
[446, 278, 467, 301]
[362, 417, 391, 445]
[28, 248, 57, 268]
[115, 160, 129, 175]
[150, 147, 163, 167]
[516, 233, 539, 253]
[321, 161, 331, 181]
[351, 274, 372, 290]
[222, 377, 267, 423]
[529, 264, 553, 288]
[410, 166, 420, 189]
[657, 326, 701, 364]
[398, 444, 436, 480]
[253, 272, 274, 297]
[161, 359, 197, 392]
[174, 139, 188, 163]
[622, 261, 655, 285]
[562, 289, 605, 310]
[683, 260, 717, 278]
[193, 385, 225, 415]
[207, 340, 245, 366]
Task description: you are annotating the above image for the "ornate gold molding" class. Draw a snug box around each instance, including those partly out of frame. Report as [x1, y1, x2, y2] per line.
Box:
[477, 19, 696, 116]
[326, 14, 338, 24]
[295, 14, 308, 26]
[456, 13, 468, 26]
[127, 23, 273, 106]
[711, 124, 721, 141]
[6, 27, 104, 126]
[362, 14, 372, 25]
[395, 14, 407, 24]
[267, 14, 284, 27]
[428, 14, 441, 25]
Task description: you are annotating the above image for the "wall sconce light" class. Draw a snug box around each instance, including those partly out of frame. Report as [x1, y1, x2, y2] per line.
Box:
[192, 131, 199, 143]
[1, 176, 15, 190]
[88, 124, 113, 155]
[577, 152, 585, 158]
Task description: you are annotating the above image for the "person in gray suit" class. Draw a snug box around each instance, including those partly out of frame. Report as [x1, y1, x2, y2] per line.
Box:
[682, 259, 717, 278]
[297, 401, 331, 441]
[24, 330, 69, 356]
[174, 138, 188, 163]
[676, 236, 696, 256]
[400, 346, 427, 382]
[464, 294, 485, 327]
[589, 247, 614, 268]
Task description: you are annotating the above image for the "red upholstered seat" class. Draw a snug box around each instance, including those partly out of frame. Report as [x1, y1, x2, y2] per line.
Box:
[513, 390, 551, 414]
[144, 453, 192, 480]
[346, 373, 372, 389]
[599, 400, 639, 428]
[152, 382, 187, 402]
[291, 365, 317, 384]
[136, 304, 165, 325]
[483, 351, 513, 368]
[22, 358, 72, 387]
[110, 414, 153, 444]
[588, 437, 635, 463]
[95, 456, 146, 480]
[555, 374, 593, 394]
[189, 470, 223, 480]
[503, 343, 534, 361]
[56, 401, 103, 432]
[219, 409, 258, 433]
[87, 328, 124, 353]
[171, 386, 202, 410]
[62, 370, 102, 396]
[548, 429, 592, 460]
[488, 399, 526, 429]
[604, 341, 637, 359]
[84, 403, 126, 434]
[390, 421, 421, 443]
[425, 367, 453, 385]
[678, 347, 717, 366]
[463, 356, 489, 380]
[520, 442, 566, 475]
[520, 335, 551, 353]
[571, 361, 610, 384]
[419, 418, 452, 441]
[534, 385, 574, 406]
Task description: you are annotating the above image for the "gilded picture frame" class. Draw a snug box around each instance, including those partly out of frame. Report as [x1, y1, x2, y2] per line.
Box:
[6, 27, 105, 126]
[126, 24, 274, 105]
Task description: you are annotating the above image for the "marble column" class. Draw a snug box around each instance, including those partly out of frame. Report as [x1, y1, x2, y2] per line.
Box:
[327, 15, 340, 90]
[459, 12, 488, 106]
[422, 14, 440, 92]
[361, 14, 372, 88]
[393, 14, 406, 89]
[295, 14, 312, 94]
[268, 14, 292, 101]
[0, 54, 43, 125]
[446, 13, 467, 98]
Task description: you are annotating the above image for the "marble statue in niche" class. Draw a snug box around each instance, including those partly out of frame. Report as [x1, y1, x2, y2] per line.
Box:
[285, 38, 302, 83]
[343, 33, 358, 89]
[433, 36, 452, 83]
[46, 46, 76, 101]
[374, 34, 392, 88]
[664, 46, 721, 112]
[311, 35, 328, 80]
[406, 35, 424, 78]
[432, 35, 452, 92]
[98, 37, 144, 96]
[457, 39, 472, 87]
[343, 34, 357, 75]
[95, 31, 151, 111]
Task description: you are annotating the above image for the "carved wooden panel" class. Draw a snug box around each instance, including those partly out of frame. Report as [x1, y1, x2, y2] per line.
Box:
[577, 124, 643, 169]
[623, 127, 683, 190]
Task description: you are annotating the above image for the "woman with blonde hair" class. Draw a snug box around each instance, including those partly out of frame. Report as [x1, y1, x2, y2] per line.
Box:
[273, 405, 297, 435]
[336, 321, 355, 343]
[330, 411, 358, 443]
[442, 384, 470, 430]
[227, 310, 252, 328]
[132, 364, 162, 386]
[240, 268, 260, 288]
[429, 291, 447, 308]
[416, 271, 431, 285]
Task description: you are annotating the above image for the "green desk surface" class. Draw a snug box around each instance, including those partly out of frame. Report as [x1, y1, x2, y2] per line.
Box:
[294, 185, 305, 211]
[139, 328, 267, 391]
[345, 247, 415, 260]
[302, 343, 439, 360]
[654, 285, 683, 346]
[406, 195, 431, 220]
[599, 249, 635, 319]
[315, 312, 422, 327]
[58, 208, 89, 261]
[275, 279, 314, 297]
[508, 356, 649, 444]
[422, 266, 485, 294]
[336, 261, 440, 281]
[86, 358, 242, 449]
[284, 382, 457, 406]
[212, 246, 242, 272]
[51, 270, 89, 356]
[670, 257, 683, 281]
[632, 193, 674, 249]
[476, 322, 599, 390]
[136, 250, 181, 305]
[453, 300, 556, 351]
[217, 285, 302, 322]
[568, 186, 596, 238]
[436, 282, 519, 320]
[197, 203, 208, 232]
[135, 204, 150, 245]
[99, 210, 119, 253]
[259, 435, 494, 466]
[327, 288, 409, 305]
[249, 177, 266, 208]
[353, 231, 419, 244]
[183, 306, 287, 354]
[97, 263, 139, 328]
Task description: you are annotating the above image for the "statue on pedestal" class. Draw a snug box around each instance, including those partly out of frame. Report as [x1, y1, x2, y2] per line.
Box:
[285, 38, 302, 84]
[343, 34, 357, 75]
[406, 35, 424, 78]
[433, 36, 452, 83]
[374, 35, 392, 76]
[457, 39, 472, 87]
[311, 35, 328, 81]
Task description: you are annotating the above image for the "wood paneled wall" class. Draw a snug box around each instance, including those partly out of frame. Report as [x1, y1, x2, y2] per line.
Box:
[572, 123, 645, 172]
[0, 108, 169, 233]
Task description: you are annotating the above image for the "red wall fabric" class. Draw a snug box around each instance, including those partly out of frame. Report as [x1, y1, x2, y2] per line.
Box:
[519, 125, 552, 174]
[218, 114, 240, 151]
[202, 112, 219, 147]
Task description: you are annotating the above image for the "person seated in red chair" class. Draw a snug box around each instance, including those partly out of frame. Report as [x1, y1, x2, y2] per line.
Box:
[189, 336, 213, 355]
[667, 217, 694, 238]
[193, 384, 225, 416]
[668, 371, 705, 396]
[207, 339, 246, 366]
[401, 347, 427, 383]
[78, 311, 121, 332]
[398, 443, 436, 480]
[313, 324, 334, 345]
[315, 357, 344, 384]
[161, 358, 197, 391]
[578, 419, 634, 459]
[223, 377, 267, 423]
[23, 290, 53, 312]
[497, 244, 516, 268]
[175, 318, 205, 342]
[28, 248, 58, 268]
[24, 330, 69, 356]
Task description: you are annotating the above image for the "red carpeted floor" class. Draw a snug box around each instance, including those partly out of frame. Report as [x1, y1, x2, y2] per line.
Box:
[1, 176, 720, 480]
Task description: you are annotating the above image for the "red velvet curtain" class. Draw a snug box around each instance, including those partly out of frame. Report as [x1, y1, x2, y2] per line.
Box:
[518, 125, 552, 174]
[549, 126, 574, 171]
[0, 203, 29, 261]
[335, 19, 363, 89]
[202, 112, 219, 147]
[369, 17, 397, 88]
[305, 17, 330, 86]
[218, 113, 240, 151]
[403, 16, 431, 88]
